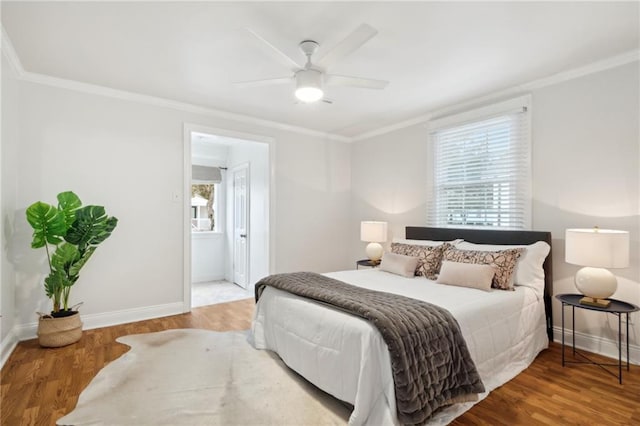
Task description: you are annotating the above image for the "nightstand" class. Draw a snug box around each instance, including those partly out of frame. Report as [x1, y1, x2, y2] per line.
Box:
[556, 293, 639, 384]
[356, 259, 379, 270]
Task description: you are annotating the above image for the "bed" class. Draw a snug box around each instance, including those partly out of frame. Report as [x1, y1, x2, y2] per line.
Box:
[251, 226, 553, 425]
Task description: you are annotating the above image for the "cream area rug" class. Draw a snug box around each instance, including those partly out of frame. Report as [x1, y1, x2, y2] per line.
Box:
[57, 329, 351, 425]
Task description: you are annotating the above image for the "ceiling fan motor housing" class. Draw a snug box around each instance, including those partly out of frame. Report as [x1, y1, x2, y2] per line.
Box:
[296, 69, 323, 88]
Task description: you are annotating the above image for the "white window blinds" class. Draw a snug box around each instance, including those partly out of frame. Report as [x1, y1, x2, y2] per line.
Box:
[192, 165, 222, 183]
[428, 102, 531, 229]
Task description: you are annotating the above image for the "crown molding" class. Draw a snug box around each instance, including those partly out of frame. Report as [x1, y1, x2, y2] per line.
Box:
[3, 20, 637, 144]
[352, 49, 640, 142]
[520, 49, 639, 93]
[0, 25, 350, 143]
[19, 71, 352, 143]
[432, 49, 639, 123]
[351, 112, 433, 142]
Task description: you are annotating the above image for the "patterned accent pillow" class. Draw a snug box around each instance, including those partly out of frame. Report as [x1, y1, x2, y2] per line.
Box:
[442, 246, 524, 290]
[390, 242, 450, 279]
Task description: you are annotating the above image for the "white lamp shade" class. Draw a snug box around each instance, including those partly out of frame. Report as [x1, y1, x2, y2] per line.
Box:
[565, 228, 629, 268]
[360, 221, 388, 243]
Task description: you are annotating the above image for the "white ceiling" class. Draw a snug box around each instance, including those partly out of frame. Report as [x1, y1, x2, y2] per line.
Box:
[3, 2, 639, 138]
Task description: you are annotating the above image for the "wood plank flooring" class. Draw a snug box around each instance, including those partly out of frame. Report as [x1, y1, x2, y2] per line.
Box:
[1, 298, 638, 425]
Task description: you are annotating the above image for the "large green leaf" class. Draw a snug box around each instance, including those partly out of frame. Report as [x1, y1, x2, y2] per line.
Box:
[65, 206, 118, 251]
[57, 191, 82, 230]
[47, 243, 87, 313]
[50, 243, 80, 278]
[69, 246, 96, 277]
[25, 202, 67, 248]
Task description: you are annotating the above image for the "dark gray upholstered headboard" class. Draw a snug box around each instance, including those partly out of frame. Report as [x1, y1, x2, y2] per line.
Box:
[405, 226, 554, 342]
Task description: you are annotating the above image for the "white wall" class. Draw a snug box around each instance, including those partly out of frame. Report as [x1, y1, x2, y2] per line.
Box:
[350, 124, 429, 259]
[277, 137, 352, 273]
[191, 140, 228, 166]
[350, 62, 640, 359]
[191, 232, 225, 282]
[532, 62, 639, 344]
[1, 55, 19, 363]
[7, 78, 352, 339]
[191, 146, 227, 283]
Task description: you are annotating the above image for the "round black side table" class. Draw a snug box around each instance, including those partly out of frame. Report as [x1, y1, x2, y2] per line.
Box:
[556, 293, 639, 384]
[356, 259, 379, 269]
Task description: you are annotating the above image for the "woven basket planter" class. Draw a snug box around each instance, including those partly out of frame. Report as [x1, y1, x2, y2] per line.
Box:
[37, 312, 83, 348]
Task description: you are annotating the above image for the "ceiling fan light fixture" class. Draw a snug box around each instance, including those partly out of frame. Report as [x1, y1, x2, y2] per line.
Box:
[295, 86, 323, 103]
[295, 69, 324, 103]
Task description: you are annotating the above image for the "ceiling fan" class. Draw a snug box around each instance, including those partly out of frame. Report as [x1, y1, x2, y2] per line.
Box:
[234, 24, 389, 103]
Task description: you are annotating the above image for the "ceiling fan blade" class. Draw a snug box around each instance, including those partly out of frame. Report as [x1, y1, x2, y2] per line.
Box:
[246, 29, 302, 71]
[326, 74, 389, 90]
[315, 24, 378, 70]
[233, 77, 292, 88]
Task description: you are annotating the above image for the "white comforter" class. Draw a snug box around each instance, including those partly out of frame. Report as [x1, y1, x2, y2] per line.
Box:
[251, 269, 548, 425]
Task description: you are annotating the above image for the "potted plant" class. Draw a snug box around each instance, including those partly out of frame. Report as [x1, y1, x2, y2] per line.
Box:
[26, 191, 118, 347]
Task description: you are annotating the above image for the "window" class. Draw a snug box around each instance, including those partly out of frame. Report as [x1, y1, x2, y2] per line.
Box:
[191, 183, 219, 232]
[191, 165, 223, 232]
[428, 97, 531, 229]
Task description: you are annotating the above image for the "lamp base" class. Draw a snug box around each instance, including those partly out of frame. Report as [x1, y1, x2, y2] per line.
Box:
[365, 242, 383, 263]
[579, 296, 611, 308]
[574, 266, 617, 305]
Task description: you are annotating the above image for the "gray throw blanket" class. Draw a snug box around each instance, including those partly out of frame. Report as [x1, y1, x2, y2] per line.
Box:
[255, 272, 485, 425]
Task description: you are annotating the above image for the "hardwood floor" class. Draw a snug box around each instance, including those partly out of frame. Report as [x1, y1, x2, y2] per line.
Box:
[2, 298, 638, 425]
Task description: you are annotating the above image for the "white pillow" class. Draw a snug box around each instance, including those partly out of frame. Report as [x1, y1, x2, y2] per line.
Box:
[436, 261, 495, 291]
[379, 252, 420, 278]
[454, 240, 550, 292]
[392, 238, 463, 247]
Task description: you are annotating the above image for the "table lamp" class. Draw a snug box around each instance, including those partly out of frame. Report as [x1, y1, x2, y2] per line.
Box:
[360, 221, 388, 263]
[565, 228, 629, 307]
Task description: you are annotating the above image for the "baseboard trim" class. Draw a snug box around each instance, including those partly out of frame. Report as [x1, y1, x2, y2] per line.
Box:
[15, 302, 185, 342]
[0, 327, 19, 369]
[553, 326, 640, 366]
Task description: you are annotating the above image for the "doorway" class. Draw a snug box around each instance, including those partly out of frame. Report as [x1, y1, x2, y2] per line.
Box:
[183, 124, 273, 311]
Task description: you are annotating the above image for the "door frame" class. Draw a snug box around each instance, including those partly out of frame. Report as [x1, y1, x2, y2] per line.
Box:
[182, 123, 275, 312]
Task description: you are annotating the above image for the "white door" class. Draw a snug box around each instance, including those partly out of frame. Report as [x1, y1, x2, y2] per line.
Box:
[233, 164, 249, 288]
